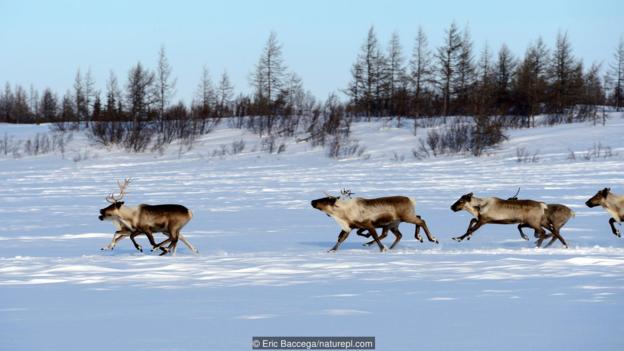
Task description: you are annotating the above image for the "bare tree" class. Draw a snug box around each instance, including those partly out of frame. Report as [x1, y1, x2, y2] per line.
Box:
[494, 44, 517, 114]
[40, 88, 58, 122]
[348, 26, 384, 117]
[84, 68, 96, 124]
[608, 36, 624, 111]
[216, 70, 234, 117]
[387, 31, 406, 111]
[126, 62, 155, 122]
[475, 43, 495, 115]
[13, 85, 30, 124]
[73, 69, 87, 123]
[410, 26, 433, 116]
[454, 26, 476, 114]
[105, 71, 123, 118]
[125, 62, 156, 151]
[0, 83, 14, 122]
[436, 22, 462, 116]
[514, 37, 549, 126]
[251, 31, 287, 104]
[28, 84, 39, 123]
[549, 31, 578, 113]
[155, 45, 177, 119]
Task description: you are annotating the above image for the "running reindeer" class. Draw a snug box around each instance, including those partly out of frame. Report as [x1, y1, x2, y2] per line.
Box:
[586, 187, 624, 237]
[98, 179, 198, 255]
[507, 188, 574, 247]
[311, 190, 438, 252]
[450, 192, 569, 248]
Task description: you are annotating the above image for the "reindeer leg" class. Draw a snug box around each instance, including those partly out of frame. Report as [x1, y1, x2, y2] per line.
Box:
[517, 224, 530, 240]
[129, 231, 144, 252]
[456, 218, 478, 242]
[535, 235, 545, 248]
[365, 226, 386, 252]
[414, 215, 422, 241]
[153, 238, 172, 253]
[356, 228, 372, 238]
[453, 219, 484, 242]
[409, 215, 438, 244]
[389, 227, 403, 250]
[536, 225, 567, 248]
[543, 235, 558, 248]
[364, 227, 388, 246]
[609, 218, 621, 237]
[329, 230, 350, 252]
[178, 234, 199, 254]
[101, 230, 127, 250]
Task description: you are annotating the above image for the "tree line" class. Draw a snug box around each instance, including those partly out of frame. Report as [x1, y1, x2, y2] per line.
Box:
[0, 24, 622, 152]
[347, 24, 623, 124]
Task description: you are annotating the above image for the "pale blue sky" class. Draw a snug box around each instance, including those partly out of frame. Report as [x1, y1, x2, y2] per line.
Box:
[0, 0, 622, 102]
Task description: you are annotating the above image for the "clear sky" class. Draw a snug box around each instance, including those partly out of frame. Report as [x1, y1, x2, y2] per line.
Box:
[1, 0, 622, 102]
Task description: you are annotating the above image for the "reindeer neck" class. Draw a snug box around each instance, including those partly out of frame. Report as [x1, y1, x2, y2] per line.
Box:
[606, 192, 622, 205]
[465, 196, 486, 217]
[116, 205, 138, 228]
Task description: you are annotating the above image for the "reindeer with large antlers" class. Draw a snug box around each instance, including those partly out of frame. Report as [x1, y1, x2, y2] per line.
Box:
[98, 179, 198, 255]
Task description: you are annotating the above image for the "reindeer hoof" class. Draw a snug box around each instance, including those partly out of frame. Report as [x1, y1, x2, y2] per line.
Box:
[327, 249, 337, 253]
[380, 247, 388, 253]
[433, 239, 439, 244]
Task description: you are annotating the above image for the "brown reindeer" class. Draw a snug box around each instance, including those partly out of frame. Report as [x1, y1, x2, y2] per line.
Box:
[356, 215, 426, 246]
[311, 193, 437, 252]
[98, 179, 195, 255]
[517, 204, 575, 248]
[450, 192, 563, 246]
[586, 188, 624, 237]
[100, 218, 198, 254]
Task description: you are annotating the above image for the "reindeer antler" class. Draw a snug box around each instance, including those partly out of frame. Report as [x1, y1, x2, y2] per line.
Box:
[340, 188, 354, 199]
[508, 187, 521, 201]
[106, 178, 132, 203]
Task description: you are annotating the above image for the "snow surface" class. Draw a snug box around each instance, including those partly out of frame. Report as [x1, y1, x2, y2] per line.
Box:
[1, 115, 624, 350]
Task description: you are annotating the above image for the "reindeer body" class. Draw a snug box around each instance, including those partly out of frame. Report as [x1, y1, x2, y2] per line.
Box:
[311, 195, 437, 251]
[100, 203, 192, 254]
[537, 204, 575, 247]
[101, 209, 198, 254]
[451, 193, 554, 245]
[586, 188, 624, 237]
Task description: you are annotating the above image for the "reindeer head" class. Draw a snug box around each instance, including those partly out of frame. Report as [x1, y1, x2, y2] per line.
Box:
[311, 192, 342, 216]
[585, 188, 610, 208]
[451, 192, 474, 212]
[99, 179, 131, 221]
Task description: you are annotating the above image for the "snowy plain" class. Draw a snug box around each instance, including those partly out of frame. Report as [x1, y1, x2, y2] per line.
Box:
[1, 114, 623, 351]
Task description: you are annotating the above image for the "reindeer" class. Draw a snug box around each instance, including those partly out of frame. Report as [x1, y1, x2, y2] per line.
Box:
[311, 192, 437, 252]
[98, 179, 197, 255]
[517, 204, 575, 248]
[585, 187, 624, 237]
[450, 192, 567, 247]
[100, 219, 199, 254]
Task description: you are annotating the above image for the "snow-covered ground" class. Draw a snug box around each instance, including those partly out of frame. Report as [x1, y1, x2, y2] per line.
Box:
[1, 115, 623, 350]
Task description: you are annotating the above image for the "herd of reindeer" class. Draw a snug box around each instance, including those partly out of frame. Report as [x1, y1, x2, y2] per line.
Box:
[98, 179, 624, 255]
